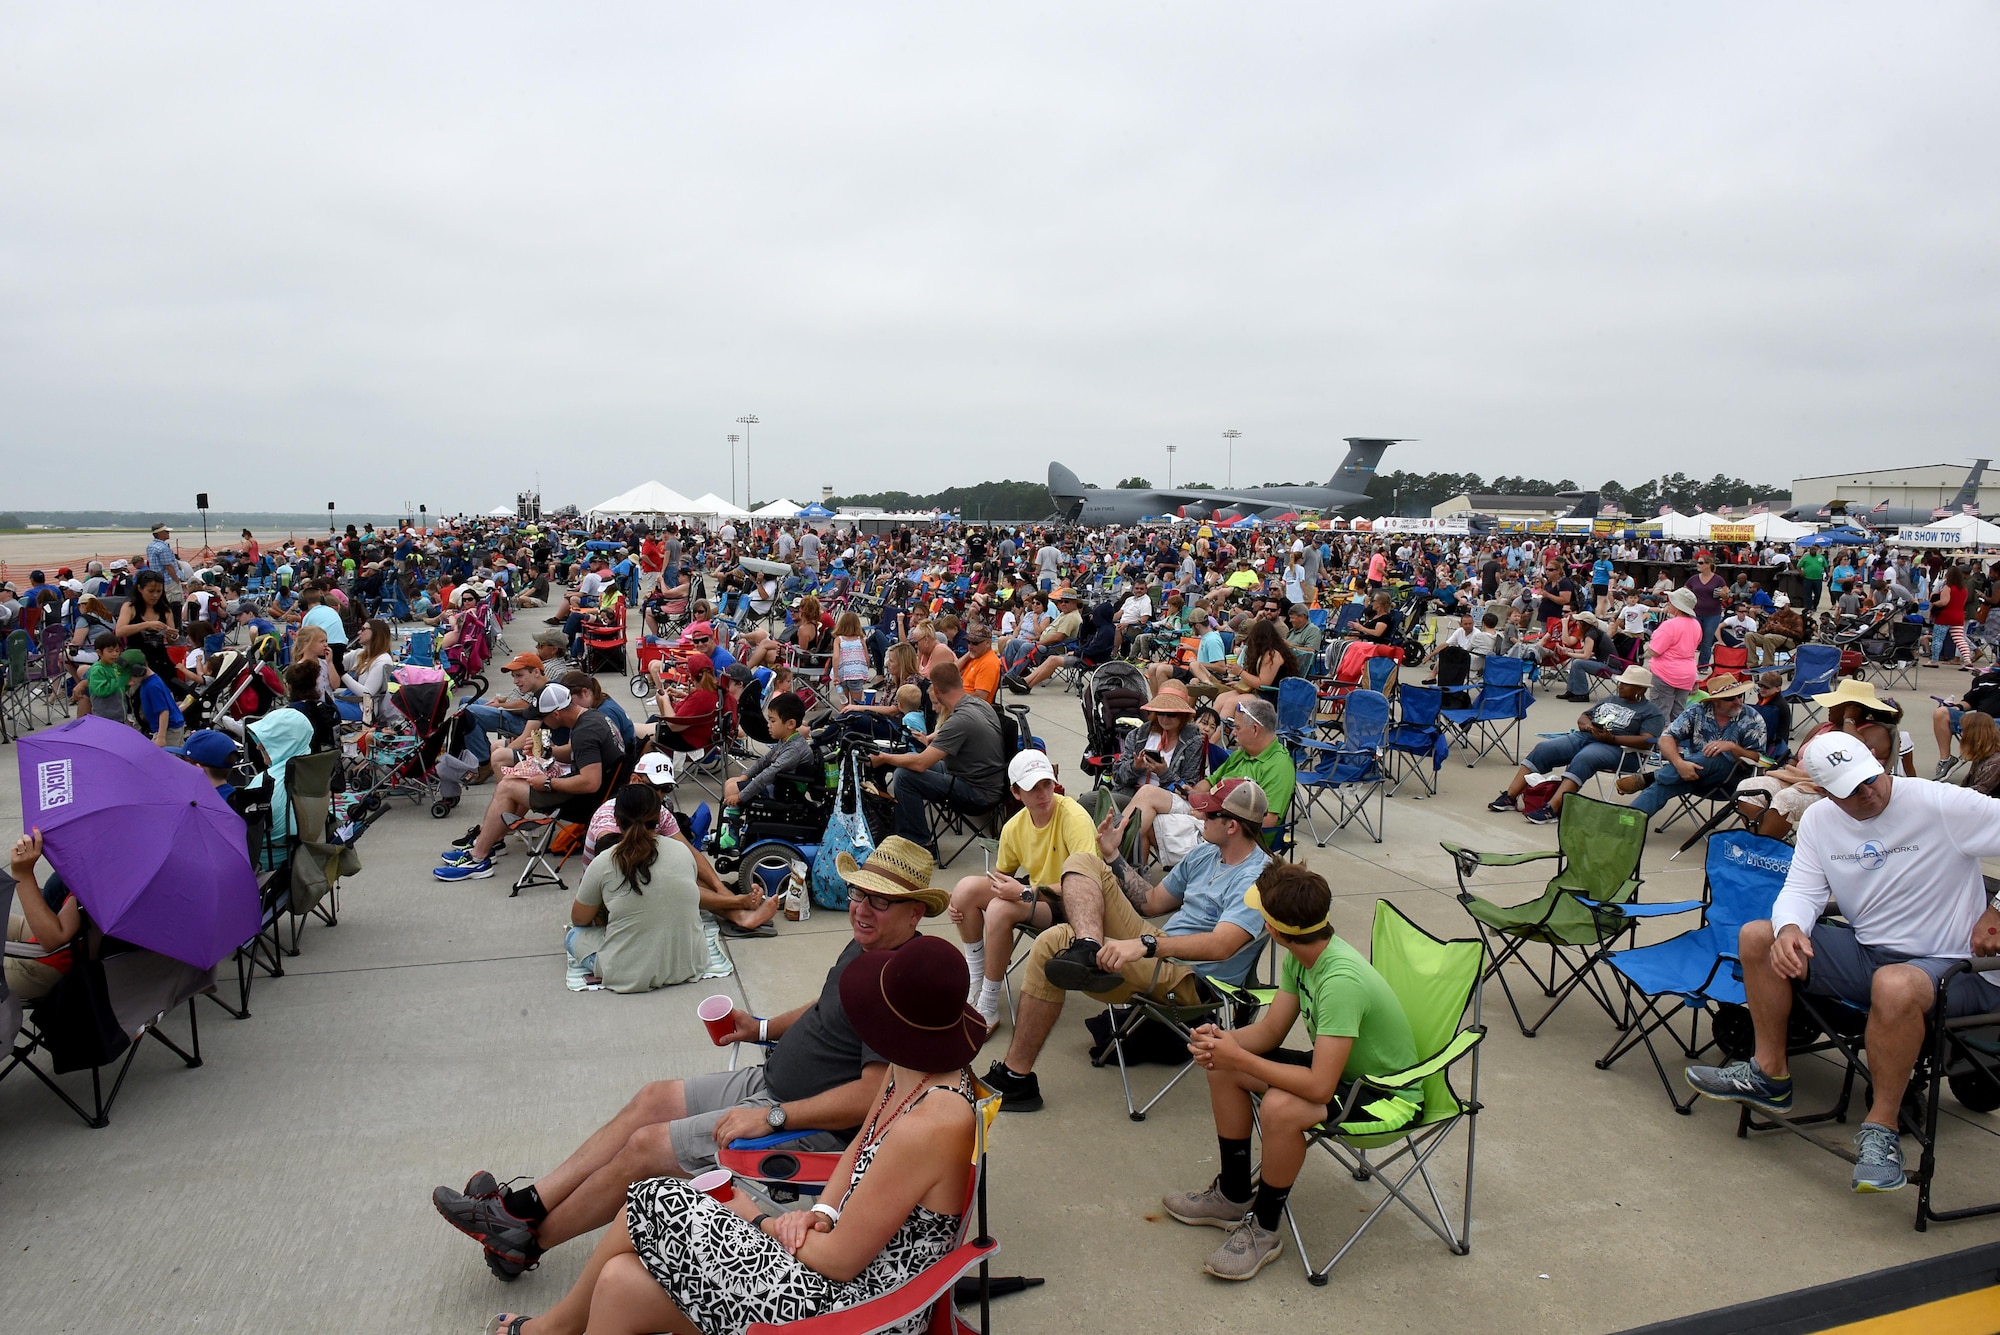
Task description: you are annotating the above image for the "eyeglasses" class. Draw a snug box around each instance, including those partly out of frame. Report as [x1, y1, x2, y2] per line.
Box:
[851, 889, 905, 912]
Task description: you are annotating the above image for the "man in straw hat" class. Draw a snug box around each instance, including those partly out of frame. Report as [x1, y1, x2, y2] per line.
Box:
[1487, 665, 1665, 825]
[981, 779, 1273, 1114]
[1165, 863, 1419, 1281]
[1686, 732, 2000, 1193]
[430, 837, 944, 1279]
[1617, 671, 1767, 819]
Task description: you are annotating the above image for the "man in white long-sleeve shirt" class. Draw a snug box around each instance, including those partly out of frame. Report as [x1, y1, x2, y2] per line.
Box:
[1685, 733, 2000, 1192]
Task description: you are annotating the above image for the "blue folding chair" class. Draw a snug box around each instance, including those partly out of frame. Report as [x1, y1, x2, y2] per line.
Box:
[1781, 644, 1842, 737]
[1595, 831, 1791, 1113]
[1307, 608, 1328, 629]
[1329, 602, 1364, 637]
[1440, 655, 1530, 768]
[404, 629, 437, 669]
[1290, 689, 1389, 844]
[1273, 676, 1317, 741]
[1365, 655, 1398, 694]
[1385, 684, 1449, 797]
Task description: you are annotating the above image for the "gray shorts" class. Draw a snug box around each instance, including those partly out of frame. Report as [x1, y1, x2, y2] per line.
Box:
[1803, 923, 2000, 1020]
[667, 1065, 848, 1175]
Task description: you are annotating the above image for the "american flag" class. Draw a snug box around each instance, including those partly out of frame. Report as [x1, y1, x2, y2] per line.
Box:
[1934, 507, 1953, 519]
[1599, 503, 1617, 516]
[1871, 500, 1890, 513]
[1748, 503, 1768, 516]
[1718, 504, 1734, 516]
[1965, 503, 1979, 514]
[1816, 507, 1832, 517]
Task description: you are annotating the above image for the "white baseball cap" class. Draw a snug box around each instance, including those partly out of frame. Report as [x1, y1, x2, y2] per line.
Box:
[537, 683, 573, 712]
[1007, 749, 1057, 791]
[1800, 732, 1885, 799]
[634, 753, 676, 786]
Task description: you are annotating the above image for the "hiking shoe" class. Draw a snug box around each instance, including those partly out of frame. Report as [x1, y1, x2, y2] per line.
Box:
[1683, 1058, 1793, 1114]
[1526, 804, 1558, 824]
[1042, 940, 1126, 994]
[1164, 1177, 1253, 1229]
[1002, 672, 1029, 695]
[432, 1186, 541, 1278]
[1852, 1122, 1906, 1193]
[981, 1060, 1043, 1112]
[434, 857, 495, 882]
[1486, 792, 1517, 812]
[1203, 1217, 1284, 1281]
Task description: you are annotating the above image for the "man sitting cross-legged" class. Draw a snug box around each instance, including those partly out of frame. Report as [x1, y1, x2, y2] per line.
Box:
[1164, 862, 1419, 1281]
[980, 779, 1272, 1113]
[429, 838, 944, 1279]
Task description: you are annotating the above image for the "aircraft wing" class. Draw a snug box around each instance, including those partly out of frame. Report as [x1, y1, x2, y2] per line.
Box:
[1150, 489, 1293, 509]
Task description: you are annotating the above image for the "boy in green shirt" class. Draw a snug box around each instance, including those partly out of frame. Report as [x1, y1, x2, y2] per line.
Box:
[1162, 863, 1418, 1282]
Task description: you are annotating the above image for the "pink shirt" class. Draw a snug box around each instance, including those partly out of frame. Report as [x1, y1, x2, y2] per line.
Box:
[1645, 615, 1701, 689]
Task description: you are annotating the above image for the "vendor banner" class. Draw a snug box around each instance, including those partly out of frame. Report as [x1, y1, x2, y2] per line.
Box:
[1895, 526, 1962, 547]
[1708, 524, 1756, 543]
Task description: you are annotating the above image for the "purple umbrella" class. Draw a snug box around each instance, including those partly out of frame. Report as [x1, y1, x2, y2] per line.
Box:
[17, 715, 259, 970]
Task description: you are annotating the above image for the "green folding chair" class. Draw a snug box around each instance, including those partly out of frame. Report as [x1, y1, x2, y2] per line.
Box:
[1282, 900, 1486, 1284]
[1444, 793, 1668, 1038]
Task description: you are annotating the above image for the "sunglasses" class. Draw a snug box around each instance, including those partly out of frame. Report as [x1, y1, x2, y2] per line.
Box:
[1201, 810, 1231, 822]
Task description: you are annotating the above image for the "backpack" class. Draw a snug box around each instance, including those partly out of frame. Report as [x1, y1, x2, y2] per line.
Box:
[1521, 778, 1562, 815]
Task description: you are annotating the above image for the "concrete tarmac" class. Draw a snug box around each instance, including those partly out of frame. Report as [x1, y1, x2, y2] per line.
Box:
[3, 640, 1996, 1333]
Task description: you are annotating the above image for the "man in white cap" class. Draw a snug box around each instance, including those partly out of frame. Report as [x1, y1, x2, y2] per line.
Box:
[1686, 732, 2000, 1192]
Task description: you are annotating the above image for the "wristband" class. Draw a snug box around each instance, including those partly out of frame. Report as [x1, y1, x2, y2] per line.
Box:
[810, 1202, 841, 1226]
[758, 1017, 769, 1043]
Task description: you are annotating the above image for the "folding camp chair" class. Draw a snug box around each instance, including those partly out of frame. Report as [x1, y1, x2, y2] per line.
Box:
[1090, 935, 1271, 1121]
[1280, 900, 1486, 1284]
[507, 755, 632, 895]
[281, 750, 357, 950]
[1782, 643, 1842, 737]
[1290, 689, 1389, 845]
[209, 786, 291, 1019]
[1644, 752, 1761, 859]
[1446, 794, 1695, 1038]
[1273, 676, 1317, 741]
[1595, 831, 1791, 1112]
[1439, 655, 1530, 768]
[1737, 950, 2000, 1231]
[1384, 684, 1449, 797]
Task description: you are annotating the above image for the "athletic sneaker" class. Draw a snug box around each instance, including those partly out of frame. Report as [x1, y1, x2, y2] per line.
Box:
[432, 1182, 542, 1279]
[1935, 757, 1959, 781]
[452, 825, 483, 849]
[1683, 1058, 1793, 1114]
[1163, 1177, 1253, 1229]
[434, 857, 496, 882]
[1486, 793, 1517, 812]
[1852, 1122, 1906, 1193]
[981, 1059, 1043, 1112]
[1526, 804, 1558, 825]
[1203, 1217, 1284, 1281]
[1042, 940, 1126, 994]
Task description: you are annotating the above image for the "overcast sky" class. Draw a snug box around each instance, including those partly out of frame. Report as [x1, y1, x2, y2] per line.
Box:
[3, 3, 1996, 514]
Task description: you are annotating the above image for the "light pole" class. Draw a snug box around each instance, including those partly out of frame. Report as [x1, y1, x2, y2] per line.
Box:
[1166, 445, 1177, 489]
[727, 434, 741, 508]
[1222, 429, 1241, 487]
[736, 415, 760, 508]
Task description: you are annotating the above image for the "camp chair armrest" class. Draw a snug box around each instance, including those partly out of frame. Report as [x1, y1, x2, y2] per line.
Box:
[743, 1240, 999, 1335]
[1934, 957, 2000, 1021]
[1438, 842, 1561, 869]
[1364, 1028, 1486, 1090]
[725, 1128, 837, 1152]
[1205, 977, 1278, 1008]
[1575, 896, 1703, 920]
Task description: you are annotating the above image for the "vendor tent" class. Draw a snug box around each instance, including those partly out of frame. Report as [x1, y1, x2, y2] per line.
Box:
[1644, 510, 1707, 540]
[799, 502, 835, 520]
[1695, 512, 1815, 542]
[1890, 513, 2000, 548]
[690, 492, 752, 519]
[750, 498, 803, 519]
[588, 481, 704, 516]
[487, 506, 515, 517]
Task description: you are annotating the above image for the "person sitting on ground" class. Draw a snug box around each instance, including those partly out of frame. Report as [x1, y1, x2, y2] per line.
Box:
[1685, 733, 2000, 1193]
[1107, 681, 1207, 819]
[1165, 861, 1421, 1282]
[946, 750, 1102, 1026]
[565, 784, 710, 993]
[1617, 672, 1767, 818]
[1488, 665, 1664, 824]
[435, 683, 624, 882]
[432, 838, 945, 1283]
[484, 930, 983, 1335]
[1930, 665, 2000, 779]
[981, 778, 1273, 1113]
[722, 691, 816, 810]
[868, 662, 1006, 852]
[1115, 697, 1294, 864]
[6, 829, 80, 1003]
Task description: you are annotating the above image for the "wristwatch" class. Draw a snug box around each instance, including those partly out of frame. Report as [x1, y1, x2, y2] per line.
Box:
[766, 1105, 788, 1130]
[542, 777, 553, 791]
[1140, 933, 1158, 958]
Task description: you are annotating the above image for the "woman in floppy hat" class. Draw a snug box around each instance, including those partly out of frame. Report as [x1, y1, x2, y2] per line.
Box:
[1109, 680, 1207, 813]
[495, 920, 982, 1335]
[1642, 586, 1703, 720]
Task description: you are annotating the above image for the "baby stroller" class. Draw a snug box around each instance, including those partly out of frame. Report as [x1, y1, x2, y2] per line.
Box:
[441, 610, 492, 698]
[1078, 660, 1150, 788]
[344, 673, 475, 821]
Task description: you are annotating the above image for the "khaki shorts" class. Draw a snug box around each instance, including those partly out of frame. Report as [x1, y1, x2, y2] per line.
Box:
[1018, 852, 1205, 1007]
[667, 1065, 849, 1175]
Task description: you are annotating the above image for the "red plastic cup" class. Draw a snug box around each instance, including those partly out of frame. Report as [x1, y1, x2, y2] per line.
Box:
[690, 1168, 734, 1203]
[697, 994, 737, 1046]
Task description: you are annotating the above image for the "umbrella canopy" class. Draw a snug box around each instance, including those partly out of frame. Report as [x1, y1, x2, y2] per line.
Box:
[487, 506, 515, 517]
[18, 716, 259, 969]
[1795, 528, 1877, 548]
[750, 498, 803, 518]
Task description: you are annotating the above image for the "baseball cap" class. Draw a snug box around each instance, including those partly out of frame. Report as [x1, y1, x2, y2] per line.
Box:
[504, 652, 543, 671]
[1188, 777, 1270, 824]
[168, 730, 240, 768]
[1800, 732, 1885, 799]
[722, 662, 756, 684]
[537, 683, 573, 712]
[634, 753, 677, 787]
[1007, 749, 1057, 791]
[683, 653, 715, 677]
[682, 621, 715, 642]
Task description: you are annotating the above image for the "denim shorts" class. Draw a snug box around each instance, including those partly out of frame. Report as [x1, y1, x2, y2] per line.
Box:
[1803, 923, 2000, 1020]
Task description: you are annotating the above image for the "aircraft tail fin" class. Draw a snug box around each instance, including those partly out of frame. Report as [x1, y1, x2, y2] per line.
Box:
[1328, 438, 1396, 489]
[1952, 459, 1990, 513]
[1047, 462, 1088, 499]
[1563, 491, 1600, 520]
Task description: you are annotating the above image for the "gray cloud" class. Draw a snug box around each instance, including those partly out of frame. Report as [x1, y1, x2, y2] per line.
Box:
[2, 2, 1995, 512]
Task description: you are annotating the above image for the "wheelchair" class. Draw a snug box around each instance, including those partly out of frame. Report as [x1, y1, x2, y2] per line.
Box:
[706, 731, 894, 897]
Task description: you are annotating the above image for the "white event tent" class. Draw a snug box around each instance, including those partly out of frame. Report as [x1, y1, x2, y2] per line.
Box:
[691, 493, 753, 519]
[750, 498, 804, 519]
[588, 481, 705, 516]
[1890, 513, 2000, 549]
[1694, 511, 1815, 542]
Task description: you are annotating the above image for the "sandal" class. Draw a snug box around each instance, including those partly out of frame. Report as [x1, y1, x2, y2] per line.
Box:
[718, 919, 778, 938]
[486, 1317, 531, 1335]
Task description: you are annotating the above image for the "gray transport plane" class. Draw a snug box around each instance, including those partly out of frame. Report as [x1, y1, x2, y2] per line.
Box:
[1782, 459, 1990, 530]
[1046, 438, 1399, 526]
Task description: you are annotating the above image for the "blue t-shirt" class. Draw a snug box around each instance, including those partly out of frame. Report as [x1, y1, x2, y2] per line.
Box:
[137, 673, 184, 730]
[1196, 630, 1226, 664]
[596, 696, 637, 751]
[1160, 842, 1270, 983]
[709, 644, 738, 674]
[1592, 559, 1613, 587]
[302, 603, 347, 645]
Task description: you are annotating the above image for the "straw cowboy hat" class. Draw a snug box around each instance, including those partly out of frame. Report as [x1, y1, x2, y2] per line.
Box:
[835, 836, 949, 915]
[1811, 677, 1896, 714]
[1693, 672, 1754, 701]
[839, 933, 987, 1071]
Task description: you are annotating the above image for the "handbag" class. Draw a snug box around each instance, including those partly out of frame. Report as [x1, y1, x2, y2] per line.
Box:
[809, 750, 875, 910]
